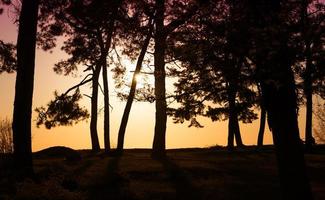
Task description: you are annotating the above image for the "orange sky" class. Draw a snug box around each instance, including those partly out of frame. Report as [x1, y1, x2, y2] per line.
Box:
[0, 8, 312, 152]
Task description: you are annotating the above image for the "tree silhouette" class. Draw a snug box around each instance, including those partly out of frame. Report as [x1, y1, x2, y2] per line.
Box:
[12, 0, 39, 176]
[168, 0, 257, 149]
[117, 13, 154, 153]
[247, 0, 313, 199]
[297, 0, 324, 151]
[152, 0, 204, 157]
[37, 0, 123, 152]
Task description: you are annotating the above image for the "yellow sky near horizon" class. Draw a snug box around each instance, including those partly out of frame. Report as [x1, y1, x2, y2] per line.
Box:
[0, 10, 314, 152]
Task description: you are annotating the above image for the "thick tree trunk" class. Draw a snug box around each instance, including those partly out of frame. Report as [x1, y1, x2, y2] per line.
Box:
[234, 116, 244, 147]
[261, 66, 313, 199]
[257, 105, 266, 147]
[250, 1, 313, 198]
[227, 121, 235, 150]
[227, 85, 236, 150]
[12, 0, 39, 176]
[90, 66, 101, 152]
[152, 0, 167, 157]
[117, 30, 152, 153]
[227, 84, 244, 149]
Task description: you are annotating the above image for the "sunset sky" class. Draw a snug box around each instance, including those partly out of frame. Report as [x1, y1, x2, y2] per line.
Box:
[0, 6, 313, 152]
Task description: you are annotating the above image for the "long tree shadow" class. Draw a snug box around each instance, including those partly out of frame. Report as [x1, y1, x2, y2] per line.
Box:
[157, 157, 201, 200]
[86, 156, 133, 200]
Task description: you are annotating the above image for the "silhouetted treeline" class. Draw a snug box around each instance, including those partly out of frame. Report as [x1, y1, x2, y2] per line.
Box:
[0, 0, 324, 199]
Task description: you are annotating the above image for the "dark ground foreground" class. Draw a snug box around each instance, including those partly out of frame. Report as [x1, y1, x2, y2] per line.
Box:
[1, 145, 325, 200]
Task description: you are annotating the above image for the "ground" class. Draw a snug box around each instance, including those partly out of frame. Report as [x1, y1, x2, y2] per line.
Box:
[0, 146, 325, 200]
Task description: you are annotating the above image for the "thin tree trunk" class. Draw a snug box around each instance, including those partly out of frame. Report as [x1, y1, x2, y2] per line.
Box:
[101, 4, 121, 153]
[303, 0, 315, 151]
[305, 76, 314, 151]
[257, 105, 266, 147]
[102, 60, 110, 152]
[117, 27, 152, 153]
[100, 32, 113, 153]
[12, 0, 39, 176]
[90, 65, 101, 152]
[152, 0, 167, 157]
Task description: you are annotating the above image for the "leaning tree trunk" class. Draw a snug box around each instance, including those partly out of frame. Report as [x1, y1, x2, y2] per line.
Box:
[117, 28, 152, 153]
[90, 65, 101, 152]
[152, 0, 167, 157]
[12, 0, 39, 177]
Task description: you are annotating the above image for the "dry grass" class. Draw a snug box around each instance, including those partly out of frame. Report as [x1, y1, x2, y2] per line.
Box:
[0, 146, 325, 200]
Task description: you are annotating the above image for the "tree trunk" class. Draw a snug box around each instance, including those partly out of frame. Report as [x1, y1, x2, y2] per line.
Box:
[250, 1, 313, 198]
[305, 72, 314, 152]
[303, 2, 315, 151]
[227, 84, 244, 149]
[101, 2, 121, 153]
[117, 29, 152, 153]
[227, 120, 235, 150]
[12, 0, 39, 177]
[234, 116, 244, 147]
[227, 85, 235, 150]
[90, 65, 101, 152]
[152, 0, 167, 157]
[257, 105, 266, 147]
[262, 76, 313, 199]
[102, 60, 110, 152]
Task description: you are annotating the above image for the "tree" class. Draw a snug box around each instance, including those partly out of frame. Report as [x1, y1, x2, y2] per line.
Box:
[37, 0, 123, 152]
[12, 0, 39, 176]
[248, 0, 313, 198]
[168, 0, 257, 149]
[152, 0, 204, 157]
[298, 0, 325, 151]
[117, 16, 154, 153]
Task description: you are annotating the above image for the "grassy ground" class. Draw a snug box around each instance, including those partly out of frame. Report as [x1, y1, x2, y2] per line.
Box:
[0, 146, 325, 200]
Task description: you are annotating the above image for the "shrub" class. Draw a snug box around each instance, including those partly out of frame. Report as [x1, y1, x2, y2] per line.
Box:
[314, 102, 325, 144]
[0, 118, 13, 154]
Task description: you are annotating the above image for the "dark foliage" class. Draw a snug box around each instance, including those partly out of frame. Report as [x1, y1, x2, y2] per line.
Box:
[0, 41, 16, 74]
[35, 89, 89, 129]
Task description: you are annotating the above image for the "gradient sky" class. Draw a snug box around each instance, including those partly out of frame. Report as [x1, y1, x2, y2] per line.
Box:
[0, 6, 313, 152]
